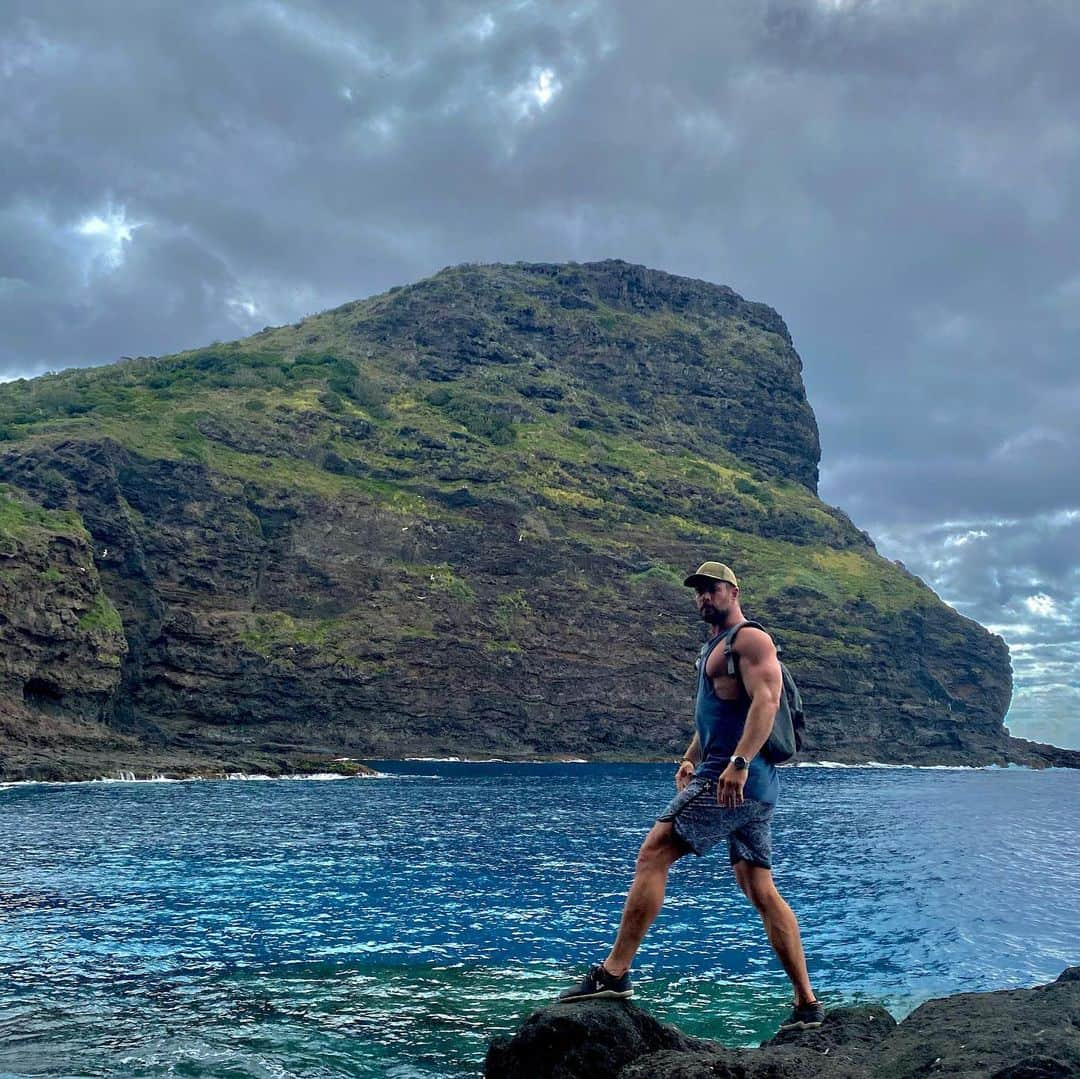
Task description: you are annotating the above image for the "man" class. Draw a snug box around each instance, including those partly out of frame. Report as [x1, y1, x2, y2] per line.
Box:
[557, 561, 823, 1030]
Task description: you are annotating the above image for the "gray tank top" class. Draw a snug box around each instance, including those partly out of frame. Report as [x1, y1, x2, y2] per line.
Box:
[694, 633, 779, 805]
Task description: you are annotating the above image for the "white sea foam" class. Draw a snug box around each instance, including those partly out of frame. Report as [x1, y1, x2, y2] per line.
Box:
[400, 756, 589, 764]
[223, 771, 386, 781]
[0, 770, 394, 790]
[2, 759, 1044, 791]
[99, 772, 187, 782]
[794, 760, 1012, 771]
[0, 775, 197, 789]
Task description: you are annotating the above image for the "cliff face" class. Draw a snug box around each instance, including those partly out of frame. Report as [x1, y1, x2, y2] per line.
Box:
[0, 260, 1052, 780]
[0, 485, 132, 772]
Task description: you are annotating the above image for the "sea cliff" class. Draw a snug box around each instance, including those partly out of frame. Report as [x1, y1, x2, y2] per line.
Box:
[1, 260, 1073, 780]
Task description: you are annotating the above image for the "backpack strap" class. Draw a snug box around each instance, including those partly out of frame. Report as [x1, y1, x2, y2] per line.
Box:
[723, 619, 766, 677]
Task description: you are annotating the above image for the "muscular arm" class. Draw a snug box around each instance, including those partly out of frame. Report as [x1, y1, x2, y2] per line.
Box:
[732, 628, 783, 762]
[682, 732, 701, 765]
[717, 627, 782, 806]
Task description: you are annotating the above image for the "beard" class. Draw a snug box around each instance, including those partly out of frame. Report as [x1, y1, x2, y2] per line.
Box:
[700, 601, 730, 626]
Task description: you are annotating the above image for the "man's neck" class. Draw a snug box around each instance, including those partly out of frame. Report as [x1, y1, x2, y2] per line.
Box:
[708, 606, 745, 637]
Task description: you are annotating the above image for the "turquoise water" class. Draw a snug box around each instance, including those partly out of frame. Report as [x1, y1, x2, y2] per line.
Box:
[1, 763, 1078, 1077]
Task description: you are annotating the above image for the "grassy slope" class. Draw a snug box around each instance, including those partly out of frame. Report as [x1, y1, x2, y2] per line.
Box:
[0, 267, 935, 641]
[0, 484, 125, 662]
[0, 483, 89, 544]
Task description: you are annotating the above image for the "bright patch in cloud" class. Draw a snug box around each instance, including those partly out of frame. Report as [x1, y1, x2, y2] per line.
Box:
[227, 298, 259, 321]
[944, 529, 988, 547]
[1024, 593, 1062, 619]
[74, 205, 142, 269]
[468, 13, 496, 40]
[510, 67, 561, 119]
[367, 114, 396, 139]
[535, 69, 558, 106]
[532, 68, 558, 107]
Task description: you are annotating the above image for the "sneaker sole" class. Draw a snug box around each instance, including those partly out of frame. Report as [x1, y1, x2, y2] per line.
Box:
[779, 1019, 824, 1030]
[558, 989, 634, 1003]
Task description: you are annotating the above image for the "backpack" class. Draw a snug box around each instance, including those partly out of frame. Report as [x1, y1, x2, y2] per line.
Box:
[720, 620, 805, 764]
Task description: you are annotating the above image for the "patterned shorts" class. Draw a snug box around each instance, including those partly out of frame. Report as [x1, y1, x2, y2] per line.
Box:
[657, 777, 774, 868]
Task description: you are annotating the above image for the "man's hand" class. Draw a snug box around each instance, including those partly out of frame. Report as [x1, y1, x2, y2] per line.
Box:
[716, 763, 748, 807]
[675, 760, 696, 790]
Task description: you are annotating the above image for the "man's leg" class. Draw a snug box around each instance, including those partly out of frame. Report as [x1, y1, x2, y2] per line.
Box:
[602, 820, 688, 976]
[732, 861, 817, 1006]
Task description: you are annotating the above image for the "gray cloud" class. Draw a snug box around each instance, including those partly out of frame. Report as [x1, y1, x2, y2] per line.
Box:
[873, 511, 1080, 749]
[2, 0, 1077, 744]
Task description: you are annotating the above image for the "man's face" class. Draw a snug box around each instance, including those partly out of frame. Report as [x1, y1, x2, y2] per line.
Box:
[695, 581, 735, 625]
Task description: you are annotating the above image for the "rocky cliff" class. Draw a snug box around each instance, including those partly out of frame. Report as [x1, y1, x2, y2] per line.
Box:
[0, 260, 1070, 779]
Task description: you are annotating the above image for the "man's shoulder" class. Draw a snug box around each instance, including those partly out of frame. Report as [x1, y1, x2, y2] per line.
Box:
[732, 623, 775, 657]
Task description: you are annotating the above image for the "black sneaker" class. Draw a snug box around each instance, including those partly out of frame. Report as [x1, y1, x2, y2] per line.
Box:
[778, 999, 825, 1030]
[557, 963, 634, 1002]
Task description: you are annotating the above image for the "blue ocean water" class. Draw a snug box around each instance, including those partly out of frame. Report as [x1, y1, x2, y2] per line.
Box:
[1, 762, 1078, 1077]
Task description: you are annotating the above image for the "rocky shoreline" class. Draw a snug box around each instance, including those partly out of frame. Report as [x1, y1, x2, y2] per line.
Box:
[0, 755, 380, 784]
[4, 744, 1079, 784]
[486, 967, 1080, 1078]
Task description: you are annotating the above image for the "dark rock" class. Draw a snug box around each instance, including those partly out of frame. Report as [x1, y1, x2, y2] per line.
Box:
[873, 973, 1080, 1079]
[486, 971, 1080, 1079]
[484, 1000, 710, 1079]
[1004, 738, 1080, 770]
[762, 1004, 897, 1056]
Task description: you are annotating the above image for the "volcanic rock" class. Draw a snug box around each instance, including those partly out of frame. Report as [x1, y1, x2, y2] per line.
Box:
[485, 967, 1080, 1078]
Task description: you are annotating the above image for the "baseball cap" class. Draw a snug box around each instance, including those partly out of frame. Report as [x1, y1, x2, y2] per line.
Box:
[682, 561, 739, 589]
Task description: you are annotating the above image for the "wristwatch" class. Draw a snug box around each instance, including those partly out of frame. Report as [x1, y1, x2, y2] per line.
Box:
[729, 755, 750, 771]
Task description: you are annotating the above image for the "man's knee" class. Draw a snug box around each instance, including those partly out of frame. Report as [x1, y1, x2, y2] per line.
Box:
[636, 823, 685, 872]
[734, 863, 779, 912]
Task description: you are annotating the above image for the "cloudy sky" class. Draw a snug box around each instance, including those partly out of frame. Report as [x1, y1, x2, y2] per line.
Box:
[2, 0, 1077, 747]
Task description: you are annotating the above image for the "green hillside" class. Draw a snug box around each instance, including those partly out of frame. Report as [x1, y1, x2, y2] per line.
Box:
[0, 260, 1033, 780]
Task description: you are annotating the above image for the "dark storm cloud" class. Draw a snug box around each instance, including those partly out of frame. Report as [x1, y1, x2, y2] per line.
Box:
[2, 0, 1077, 743]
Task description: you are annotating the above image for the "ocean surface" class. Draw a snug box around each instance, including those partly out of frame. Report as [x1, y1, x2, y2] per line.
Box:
[1, 762, 1078, 1077]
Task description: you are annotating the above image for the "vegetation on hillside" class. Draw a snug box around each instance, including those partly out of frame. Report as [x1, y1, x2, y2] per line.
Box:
[0, 483, 88, 544]
[0, 262, 934, 623]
